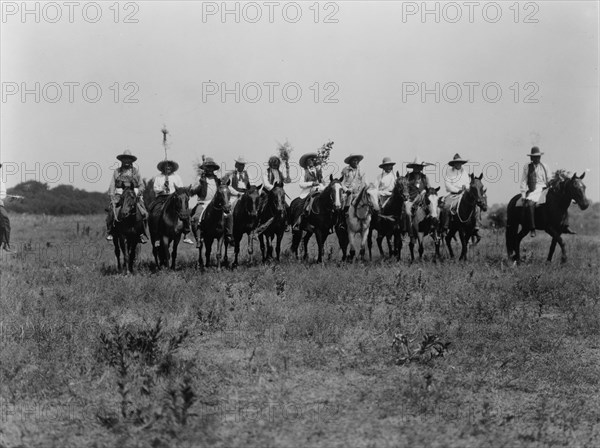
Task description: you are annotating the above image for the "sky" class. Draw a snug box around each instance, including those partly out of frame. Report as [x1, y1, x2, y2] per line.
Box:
[1, 0, 598, 206]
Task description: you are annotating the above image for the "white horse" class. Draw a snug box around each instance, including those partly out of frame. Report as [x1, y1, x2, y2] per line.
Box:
[339, 184, 380, 261]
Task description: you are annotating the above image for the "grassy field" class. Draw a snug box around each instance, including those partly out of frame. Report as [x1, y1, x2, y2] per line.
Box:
[1, 214, 599, 448]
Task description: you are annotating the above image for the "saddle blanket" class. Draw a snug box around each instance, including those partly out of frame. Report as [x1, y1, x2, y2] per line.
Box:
[515, 189, 548, 207]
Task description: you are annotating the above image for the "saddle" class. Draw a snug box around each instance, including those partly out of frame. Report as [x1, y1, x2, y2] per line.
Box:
[515, 189, 548, 207]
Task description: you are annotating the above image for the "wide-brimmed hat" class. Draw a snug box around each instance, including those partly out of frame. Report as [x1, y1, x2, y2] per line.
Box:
[406, 156, 432, 169]
[234, 156, 248, 165]
[448, 153, 468, 166]
[116, 150, 137, 162]
[200, 157, 220, 170]
[299, 152, 318, 169]
[379, 157, 396, 169]
[344, 153, 364, 165]
[527, 146, 544, 157]
[157, 160, 179, 173]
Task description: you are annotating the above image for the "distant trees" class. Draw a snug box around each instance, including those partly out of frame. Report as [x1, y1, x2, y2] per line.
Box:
[485, 204, 507, 229]
[6, 181, 107, 215]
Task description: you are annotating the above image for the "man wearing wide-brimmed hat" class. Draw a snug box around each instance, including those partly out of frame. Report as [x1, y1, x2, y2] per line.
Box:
[405, 156, 433, 230]
[440, 153, 471, 230]
[0, 162, 16, 253]
[376, 157, 396, 207]
[291, 152, 325, 231]
[338, 153, 366, 230]
[221, 156, 252, 244]
[190, 157, 221, 247]
[519, 146, 553, 237]
[106, 150, 149, 243]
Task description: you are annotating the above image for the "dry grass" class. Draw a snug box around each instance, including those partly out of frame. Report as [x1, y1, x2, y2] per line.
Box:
[1, 214, 599, 447]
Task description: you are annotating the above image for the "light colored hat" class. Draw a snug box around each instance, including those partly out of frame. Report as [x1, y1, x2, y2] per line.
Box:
[406, 156, 432, 169]
[344, 153, 364, 164]
[379, 157, 396, 169]
[157, 160, 179, 173]
[200, 157, 220, 170]
[234, 156, 248, 164]
[527, 146, 544, 157]
[116, 150, 137, 162]
[448, 153, 468, 166]
[299, 152, 318, 169]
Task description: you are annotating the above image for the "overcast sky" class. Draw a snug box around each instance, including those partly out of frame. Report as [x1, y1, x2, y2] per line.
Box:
[1, 1, 598, 205]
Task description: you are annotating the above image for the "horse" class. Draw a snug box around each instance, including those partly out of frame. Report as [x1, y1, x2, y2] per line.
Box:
[337, 184, 380, 261]
[110, 186, 143, 274]
[290, 175, 343, 263]
[231, 184, 263, 268]
[198, 182, 231, 270]
[506, 171, 589, 263]
[258, 182, 288, 262]
[408, 186, 441, 261]
[367, 173, 410, 261]
[149, 187, 191, 270]
[441, 173, 488, 261]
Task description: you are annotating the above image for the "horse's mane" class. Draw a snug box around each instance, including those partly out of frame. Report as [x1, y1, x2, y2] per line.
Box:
[548, 169, 572, 190]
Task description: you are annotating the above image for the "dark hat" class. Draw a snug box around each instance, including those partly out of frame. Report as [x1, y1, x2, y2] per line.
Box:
[299, 152, 318, 169]
[527, 146, 544, 157]
[344, 153, 364, 165]
[116, 150, 137, 162]
[378, 157, 396, 169]
[200, 157, 220, 170]
[157, 160, 179, 173]
[268, 155, 281, 166]
[448, 153, 468, 166]
[406, 156, 432, 169]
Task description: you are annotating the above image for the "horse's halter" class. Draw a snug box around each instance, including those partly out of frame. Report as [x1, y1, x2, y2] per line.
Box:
[212, 185, 231, 212]
[565, 175, 589, 210]
[117, 188, 137, 220]
[269, 186, 286, 217]
[244, 189, 261, 217]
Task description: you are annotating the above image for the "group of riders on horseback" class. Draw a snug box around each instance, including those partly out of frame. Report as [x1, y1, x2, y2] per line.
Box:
[103, 144, 580, 266]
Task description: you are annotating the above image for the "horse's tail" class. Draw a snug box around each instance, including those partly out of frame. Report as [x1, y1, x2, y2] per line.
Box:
[505, 195, 519, 258]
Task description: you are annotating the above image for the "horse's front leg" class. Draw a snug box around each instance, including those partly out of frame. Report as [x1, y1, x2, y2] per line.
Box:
[302, 230, 313, 261]
[315, 229, 326, 264]
[232, 235, 240, 268]
[259, 234, 266, 262]
[170, 236, 180, 270]
[127, 239, 137, 274]
[359, 221, 370, 261]
[367, 227, 374, 261]
[445, 228, 455, 259]
[347, 227, 356, 262]
[546, 227, 566, 263]
[458, 229, 469, 261]
[204, 238, 212, 268]
[161, 235, 170, 267]
[215, 237, 223, 271]
[113, 238, 122, 271]
[418, 232, 425, 260]
[275, 232, 283, 261]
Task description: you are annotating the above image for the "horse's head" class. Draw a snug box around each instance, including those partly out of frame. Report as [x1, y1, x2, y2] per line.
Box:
[469, 173, 488, 212]
[424, 186, 441, 220]
[565, 172, 590, 210]
[269, 181, 287, 218]
[174, 187, 191, 221]
[214, 182, 232, 213]
[117, 186, 138, 220]
[365, 184, 380, 212]
[394, 172, 410, 202]
[326, 174, 344, 211]
[243, 184, 263, 218]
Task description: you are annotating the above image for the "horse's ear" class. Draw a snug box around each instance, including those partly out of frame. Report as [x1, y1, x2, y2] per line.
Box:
[226, 178, 231, 186]
[435, 186, 440, 192]
[580, 172, 585, 180]
[469, 173, 474, 179]
[330, 174, 334, 183]
[256, 183, 263, 191]
[478, 173, 483, 180]
[396, 171, 400, 178]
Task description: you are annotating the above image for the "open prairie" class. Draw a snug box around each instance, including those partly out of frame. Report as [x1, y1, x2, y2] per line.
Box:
[1, 214, 599, 448]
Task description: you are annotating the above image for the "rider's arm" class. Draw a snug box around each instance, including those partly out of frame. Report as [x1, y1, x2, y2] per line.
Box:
[108, 170, 117, 197]
[153, 175, 165, 194]
[520, 164, 529, 197]
[263, 171, 274, 191]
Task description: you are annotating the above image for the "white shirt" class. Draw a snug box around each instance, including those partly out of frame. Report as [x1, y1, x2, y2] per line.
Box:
[153, 174, 184, 195]
[377, 171, 395, 197]
[202, 177, 218, 203]
[263, 169, 282, 191]
[520, 162, 551, 195]
[445, 167, 470, 194]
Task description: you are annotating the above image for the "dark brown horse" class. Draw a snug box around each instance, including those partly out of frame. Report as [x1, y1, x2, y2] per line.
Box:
[441, 173, 487, 261]
[290, 175, 343, 263]
[111, 186, 143, 274]
[231, 184, 263, 268]
[506, 171, 589, 263]
[408, 186, 441, 261]
[258, 182, 288, 262]
[198, 182, 231, 270]
[367, 173, 410, 260]
[149, 187, 191, 270]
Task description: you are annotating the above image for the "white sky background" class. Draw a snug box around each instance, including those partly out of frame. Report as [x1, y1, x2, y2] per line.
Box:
[1, 0, 598, 206]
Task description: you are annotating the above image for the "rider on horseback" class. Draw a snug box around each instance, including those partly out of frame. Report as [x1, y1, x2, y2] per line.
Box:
[191, 157, 221, 248]
[292, 152, 325, 231]
[376, 157, 396, 208]
[223, 156, 250, 245]
[106, 150, 149, 244]
[405, 156, 432, 231]
[339, 153, 366, 230]
[440, 153, 470, 231]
